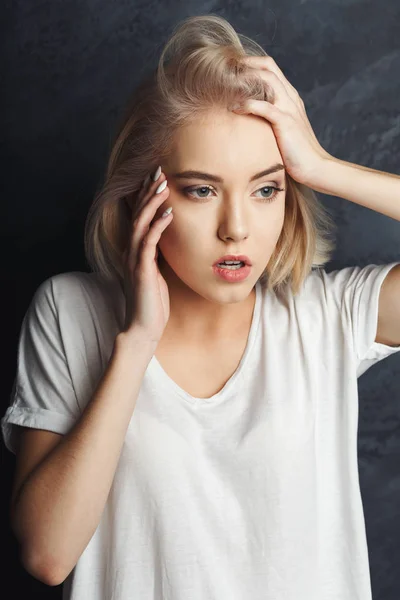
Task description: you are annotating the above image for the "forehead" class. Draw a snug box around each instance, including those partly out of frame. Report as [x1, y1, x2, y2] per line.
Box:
[167, 109, 282, 172]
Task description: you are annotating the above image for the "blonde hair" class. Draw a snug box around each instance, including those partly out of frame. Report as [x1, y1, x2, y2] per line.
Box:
[84, 14, 336, 297]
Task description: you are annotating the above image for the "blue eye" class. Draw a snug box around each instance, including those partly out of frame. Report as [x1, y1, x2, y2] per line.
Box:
[254, 186, 284, 202]
[182, 184, 284, 203]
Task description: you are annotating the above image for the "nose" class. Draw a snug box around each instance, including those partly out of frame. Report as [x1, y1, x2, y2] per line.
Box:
[218, 205, 249, 242]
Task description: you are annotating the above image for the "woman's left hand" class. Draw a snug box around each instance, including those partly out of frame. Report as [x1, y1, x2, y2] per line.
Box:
[231, 55, 332, 185]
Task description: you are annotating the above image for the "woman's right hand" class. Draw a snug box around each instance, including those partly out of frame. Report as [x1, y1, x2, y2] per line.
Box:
[121, 167, 174, 345]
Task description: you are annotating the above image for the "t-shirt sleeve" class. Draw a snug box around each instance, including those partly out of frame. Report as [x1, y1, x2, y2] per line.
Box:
[1, 276, 81, 455]
[320, 261, 400, 377]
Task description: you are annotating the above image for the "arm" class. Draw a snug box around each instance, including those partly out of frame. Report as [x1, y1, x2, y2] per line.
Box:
[11, 328, 156, 586]
[305, 155, 400, 222]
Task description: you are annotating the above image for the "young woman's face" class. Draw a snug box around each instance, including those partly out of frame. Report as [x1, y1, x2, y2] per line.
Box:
[156, 108, 287, 304]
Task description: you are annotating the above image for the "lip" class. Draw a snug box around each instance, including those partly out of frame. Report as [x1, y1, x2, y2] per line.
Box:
[212, 263, 251, 282]
[213, 254, 252, 266]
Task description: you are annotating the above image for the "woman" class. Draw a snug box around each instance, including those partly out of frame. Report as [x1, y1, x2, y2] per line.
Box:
[2, 14, 400, 600]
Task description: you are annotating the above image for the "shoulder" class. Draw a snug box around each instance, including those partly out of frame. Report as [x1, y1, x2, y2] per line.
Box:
[35, 270, 119, 304]
[30, 271, 123, 325]
[38, 270, 103, 294]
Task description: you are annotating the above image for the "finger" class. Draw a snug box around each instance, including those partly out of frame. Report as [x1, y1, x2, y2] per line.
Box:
[138, 172, 168, 212]
[137, 207, 173, 270]
[242, 55, 295, 92]
[130, 185, 170, 256]
[136, 173, 151, 205]
[241, 55, 301, 107]
[132, 175, 168, 232]
[137, 170, 160, 204]
[125, 197, 170, 275]
[233, 98, 283, 125]
[141, 173, 151, 189]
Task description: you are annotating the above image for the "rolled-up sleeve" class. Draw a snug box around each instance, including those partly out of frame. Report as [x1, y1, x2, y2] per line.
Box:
[2, 277, 80, 455]
[320, 262, 400, 377]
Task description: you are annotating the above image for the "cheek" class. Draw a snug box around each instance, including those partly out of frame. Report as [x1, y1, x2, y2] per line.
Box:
[164, 213, 206, 244]
[268, 202, 286, 229]
[255, 214, 285, 250]
[157, 220, 190, 257]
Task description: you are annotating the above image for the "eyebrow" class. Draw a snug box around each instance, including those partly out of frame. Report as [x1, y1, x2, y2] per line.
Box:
[170, 163, 286, 183]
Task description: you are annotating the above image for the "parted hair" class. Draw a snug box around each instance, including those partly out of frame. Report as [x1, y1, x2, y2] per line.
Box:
[84, 14, 337, 297]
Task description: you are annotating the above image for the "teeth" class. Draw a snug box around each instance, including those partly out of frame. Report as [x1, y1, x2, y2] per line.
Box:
[217, 262, 244, 270]
[219, 260, 243, 265]
[220, 266, 241, 270]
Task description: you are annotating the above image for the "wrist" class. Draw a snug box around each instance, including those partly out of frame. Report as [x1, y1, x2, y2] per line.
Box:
[115, 329, 158, 354]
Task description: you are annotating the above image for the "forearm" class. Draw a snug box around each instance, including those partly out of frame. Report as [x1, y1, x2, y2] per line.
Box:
[12, 329, 156, 585]
[306, 155, 400, 221]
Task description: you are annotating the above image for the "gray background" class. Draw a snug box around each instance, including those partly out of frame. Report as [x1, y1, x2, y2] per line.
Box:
[1, 1, 399, 597]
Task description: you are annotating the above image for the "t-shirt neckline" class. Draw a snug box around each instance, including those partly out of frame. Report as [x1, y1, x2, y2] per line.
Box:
[147, 280, 262, 406]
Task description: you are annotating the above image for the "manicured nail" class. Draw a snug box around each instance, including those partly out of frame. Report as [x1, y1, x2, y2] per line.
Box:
[162, 206, 173, 218]
[155, 179, 167, 194]
[153, 165, 162, 181]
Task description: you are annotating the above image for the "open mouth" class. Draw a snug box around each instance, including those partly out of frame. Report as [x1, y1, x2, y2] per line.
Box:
[216, 261, 245, 270]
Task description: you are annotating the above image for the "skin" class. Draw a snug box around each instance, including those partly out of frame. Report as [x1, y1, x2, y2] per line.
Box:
[154, 108, 287, 346]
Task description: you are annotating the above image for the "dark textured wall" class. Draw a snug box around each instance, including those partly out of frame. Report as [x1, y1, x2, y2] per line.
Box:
[2, 1, 399, 598]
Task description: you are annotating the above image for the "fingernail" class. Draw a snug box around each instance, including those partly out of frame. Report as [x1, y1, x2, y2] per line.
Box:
[155, 179, 167, 194]
[152, 165, 162, 181]
[161, 206, 173, 218]
[231, 103, 243, 111]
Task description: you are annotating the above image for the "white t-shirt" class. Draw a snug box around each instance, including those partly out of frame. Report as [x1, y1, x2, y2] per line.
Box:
[2, 262, 400, 600]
